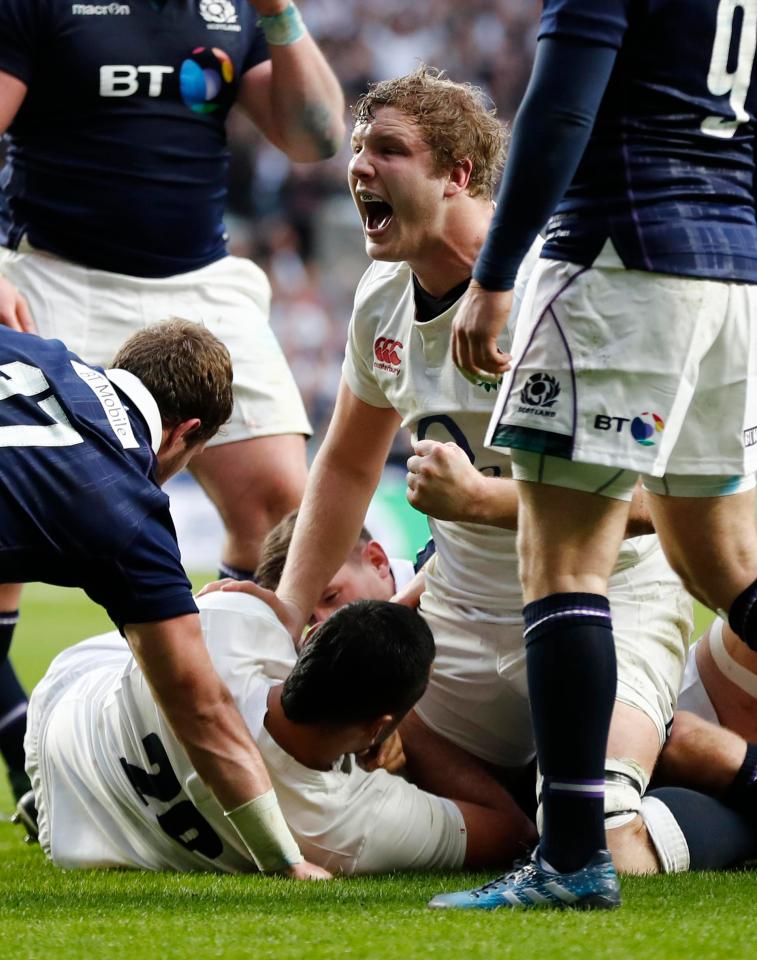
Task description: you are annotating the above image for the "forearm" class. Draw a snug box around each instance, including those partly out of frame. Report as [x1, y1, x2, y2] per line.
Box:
[474, 37, 618, 291]
[255, 2, 344, 160]
[277, 448, 380, 620]
[127, 618, 273, 811]
[463, 475, 520, 529]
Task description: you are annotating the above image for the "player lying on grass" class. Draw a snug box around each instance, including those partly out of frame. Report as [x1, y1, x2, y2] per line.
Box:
[0, 320, 323, 879]
[0, 0, 346, 805]
[255, 511, 418, 620]
[239, 512, 757, 875]
[260, 67, 698, 880]
[24, 589, 534, 875]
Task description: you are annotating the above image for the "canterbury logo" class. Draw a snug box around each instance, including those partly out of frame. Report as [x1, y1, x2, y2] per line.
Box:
[374, 337, 403, 366]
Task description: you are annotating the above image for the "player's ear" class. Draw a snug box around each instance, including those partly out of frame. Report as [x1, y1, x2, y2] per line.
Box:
[162, 418, 202, 452]
[366, 714, 394, 746]
[444, 157, 473, 196]
[360, 540, 391, 578]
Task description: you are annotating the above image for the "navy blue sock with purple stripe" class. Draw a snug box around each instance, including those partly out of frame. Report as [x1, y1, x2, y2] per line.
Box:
[524, 592, 617, 872]
[728, 579, 757, 651]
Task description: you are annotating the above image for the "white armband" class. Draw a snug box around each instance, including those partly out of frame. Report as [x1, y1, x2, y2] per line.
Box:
[225, 789, 303, 872]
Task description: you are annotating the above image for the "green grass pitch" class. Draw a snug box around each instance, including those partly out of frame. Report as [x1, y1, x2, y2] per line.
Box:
[0, 584, 753, 960]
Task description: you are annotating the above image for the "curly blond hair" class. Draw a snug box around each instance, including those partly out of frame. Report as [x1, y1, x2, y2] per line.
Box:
[352, 65, 506, 200]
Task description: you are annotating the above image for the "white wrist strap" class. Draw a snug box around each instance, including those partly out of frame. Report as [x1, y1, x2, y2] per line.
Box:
[225, 789, 303, 872]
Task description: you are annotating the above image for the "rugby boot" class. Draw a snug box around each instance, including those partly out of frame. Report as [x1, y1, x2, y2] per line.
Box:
[428, 847, 620, 910]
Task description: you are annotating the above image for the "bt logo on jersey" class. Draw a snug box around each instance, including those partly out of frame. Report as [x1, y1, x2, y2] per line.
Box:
[100, 65, 173, 97]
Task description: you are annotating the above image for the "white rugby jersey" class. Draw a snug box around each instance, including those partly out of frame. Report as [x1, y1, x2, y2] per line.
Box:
[342, 249, 658, 621]
[33, 592, 466, 875]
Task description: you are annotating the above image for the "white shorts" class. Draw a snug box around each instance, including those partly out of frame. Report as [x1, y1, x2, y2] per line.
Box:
[24, 638, 145, 868]
[486, 243, 757, 478]
[0, 242, 311, 445]
[415, 538, 692, 766]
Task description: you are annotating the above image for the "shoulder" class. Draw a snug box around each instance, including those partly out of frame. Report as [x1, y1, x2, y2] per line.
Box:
[354, 260, 412, 313]
[197, 590, 296, 677]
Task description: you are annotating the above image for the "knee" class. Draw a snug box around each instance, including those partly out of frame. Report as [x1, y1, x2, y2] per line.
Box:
[607, 815, 660, 875]
[658, 711, 701, 775]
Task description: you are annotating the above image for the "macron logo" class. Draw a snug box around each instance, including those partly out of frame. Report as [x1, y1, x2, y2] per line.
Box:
[72, 4, 131, 15]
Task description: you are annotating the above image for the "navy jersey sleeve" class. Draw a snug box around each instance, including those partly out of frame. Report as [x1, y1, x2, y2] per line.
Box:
[0, 0, 52, 85]
[82, 507, 198, 632]
[539, 0, 631, 50]
[474, 37, 618, 290]
[242, 21, 270, 73]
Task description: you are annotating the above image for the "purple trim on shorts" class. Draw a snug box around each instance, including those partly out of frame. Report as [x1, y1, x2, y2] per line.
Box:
[498, 266, 589, 458]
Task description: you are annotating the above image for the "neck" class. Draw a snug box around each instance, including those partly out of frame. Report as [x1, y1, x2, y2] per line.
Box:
[408, 197, 493, 297]
[264, 685, 351, 771]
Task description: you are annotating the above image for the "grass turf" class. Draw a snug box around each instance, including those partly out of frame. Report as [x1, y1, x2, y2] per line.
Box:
[1, 584, 753, 960]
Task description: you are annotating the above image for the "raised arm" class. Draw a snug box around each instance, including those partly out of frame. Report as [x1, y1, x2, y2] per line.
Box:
[0, 70, 34, 332]
[453, 36, 618, 376]
[126, 613, 328, 879]
[276, 378, 401, 638]
[237, 2, 345, 161]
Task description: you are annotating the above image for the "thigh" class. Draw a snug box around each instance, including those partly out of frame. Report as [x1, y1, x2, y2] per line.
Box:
[609, 539, 694, 746]
[515, 479, 630, 599]
[646, 487, 757, 611]
[189, 433, 307, 549]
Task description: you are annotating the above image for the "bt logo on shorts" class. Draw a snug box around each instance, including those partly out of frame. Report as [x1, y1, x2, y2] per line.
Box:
[180, 48, 234, 114]
[373, 338, 403, 375]
[593, 411, 665, 446]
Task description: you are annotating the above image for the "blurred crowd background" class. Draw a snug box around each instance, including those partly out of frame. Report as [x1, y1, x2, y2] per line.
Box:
[227, 0, 539, 453]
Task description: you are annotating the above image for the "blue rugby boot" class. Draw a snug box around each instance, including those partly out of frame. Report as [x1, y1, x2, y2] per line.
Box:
[428, 848, 620, 910]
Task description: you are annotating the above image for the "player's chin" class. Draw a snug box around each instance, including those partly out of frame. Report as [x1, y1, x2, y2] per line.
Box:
[364, 236, 402, 262]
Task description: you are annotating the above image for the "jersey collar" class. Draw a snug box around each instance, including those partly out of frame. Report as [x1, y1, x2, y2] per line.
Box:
[106, 368, 163, 455]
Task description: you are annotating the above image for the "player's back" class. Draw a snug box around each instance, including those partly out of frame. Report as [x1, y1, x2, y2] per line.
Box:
[0, 326, 164, 566]
[542, 0, 757, 281]
[32, 592, 294, 872]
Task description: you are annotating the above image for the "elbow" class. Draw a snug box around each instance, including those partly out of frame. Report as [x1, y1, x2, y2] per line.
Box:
[285, 107, 345, 162]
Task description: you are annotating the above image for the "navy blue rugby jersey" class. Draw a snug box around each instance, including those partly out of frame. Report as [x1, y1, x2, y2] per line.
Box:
[0, 327, 197, 629]
[0, 0, 268, 277]
[540, 0, 757, 281]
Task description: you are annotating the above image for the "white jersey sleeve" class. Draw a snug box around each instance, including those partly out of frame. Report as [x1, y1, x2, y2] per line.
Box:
[257, 726, 466, 875]
[342, 260, 404, 409]
[353, 775, 467, 874]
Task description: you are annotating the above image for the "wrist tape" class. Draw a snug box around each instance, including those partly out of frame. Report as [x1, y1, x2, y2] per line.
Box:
[225, 789, 303, 872]
[258, 3, 306, 46]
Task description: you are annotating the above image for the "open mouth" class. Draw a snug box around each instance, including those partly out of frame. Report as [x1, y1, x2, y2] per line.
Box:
[360, 191, 394, 234]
